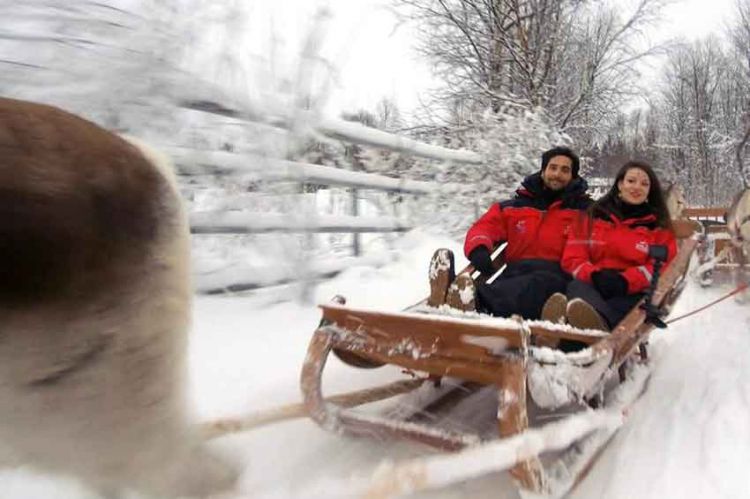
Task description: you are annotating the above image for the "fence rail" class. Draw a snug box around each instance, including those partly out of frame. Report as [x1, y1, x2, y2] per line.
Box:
[190, 212, 412, 234]
[683, 207, 727, 219]
[169, 147, 444, 194]
[180, 99, 483, 165]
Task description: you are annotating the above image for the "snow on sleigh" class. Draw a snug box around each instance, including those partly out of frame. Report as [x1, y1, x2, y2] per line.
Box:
[300, 219, 700, 498]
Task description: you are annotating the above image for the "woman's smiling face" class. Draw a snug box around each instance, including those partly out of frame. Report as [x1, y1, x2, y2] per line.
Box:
[618, 167, 650, 205]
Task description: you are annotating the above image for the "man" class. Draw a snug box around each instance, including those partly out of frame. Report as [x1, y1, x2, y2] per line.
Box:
[428, 146, 591, 321]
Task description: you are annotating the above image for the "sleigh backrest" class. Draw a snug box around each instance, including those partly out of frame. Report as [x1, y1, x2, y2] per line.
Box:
[671, 218, 701, 240]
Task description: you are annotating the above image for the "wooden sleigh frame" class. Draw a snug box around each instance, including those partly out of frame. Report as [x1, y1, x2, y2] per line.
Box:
[684, 206, 747, 285]
[300, 220, 700, 496]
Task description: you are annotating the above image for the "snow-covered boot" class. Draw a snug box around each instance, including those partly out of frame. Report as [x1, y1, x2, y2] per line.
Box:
[566, 298, 609, 331]
[428, 248, 455, 307]
[446, 273, 476, 312]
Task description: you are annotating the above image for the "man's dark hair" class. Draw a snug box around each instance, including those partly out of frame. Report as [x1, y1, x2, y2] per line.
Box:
[541, 146, 580, 178]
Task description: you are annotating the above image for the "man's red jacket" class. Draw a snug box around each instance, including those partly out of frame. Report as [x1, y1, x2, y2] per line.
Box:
[464, 173, 591, 264]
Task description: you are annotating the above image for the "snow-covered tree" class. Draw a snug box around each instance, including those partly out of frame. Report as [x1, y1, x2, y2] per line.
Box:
[729, 0, 750, 187]
[642, 38, 744, 205]
[1, 1, 182, 132]
[394, 0, 666, 146]
[404, 106, 570, 238]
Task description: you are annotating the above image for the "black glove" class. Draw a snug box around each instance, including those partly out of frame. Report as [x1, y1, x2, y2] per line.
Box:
[469, 246, 495, 276]
[591, 269, 628, 299]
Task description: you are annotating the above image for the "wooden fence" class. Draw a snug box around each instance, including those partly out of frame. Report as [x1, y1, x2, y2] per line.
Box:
[173, 101, 482, 293]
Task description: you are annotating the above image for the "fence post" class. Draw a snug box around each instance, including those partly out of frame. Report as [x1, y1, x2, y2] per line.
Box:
[347, 144, 362, 257]
[352, 187, 361, 256]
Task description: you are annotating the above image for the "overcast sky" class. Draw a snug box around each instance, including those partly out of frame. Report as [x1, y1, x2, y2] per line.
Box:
[250, 0, 740, 120]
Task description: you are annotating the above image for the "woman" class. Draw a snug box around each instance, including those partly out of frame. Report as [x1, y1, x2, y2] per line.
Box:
[544, 160, 677, 331]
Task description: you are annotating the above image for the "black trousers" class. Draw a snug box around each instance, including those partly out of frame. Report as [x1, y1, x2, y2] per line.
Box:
[566, 279, 643, 328]
[476, 260, 569, 320]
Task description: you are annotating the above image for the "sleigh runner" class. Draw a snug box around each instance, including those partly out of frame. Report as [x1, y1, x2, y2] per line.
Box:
[300, 219, 700, 497]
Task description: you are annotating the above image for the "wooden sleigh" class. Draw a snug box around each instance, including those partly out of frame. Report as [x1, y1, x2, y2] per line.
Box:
[685, 205, 749, 287]
[299, 219, 701, 497]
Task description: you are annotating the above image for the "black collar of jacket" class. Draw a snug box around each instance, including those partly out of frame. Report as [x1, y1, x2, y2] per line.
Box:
[511, 172, 591, 210]
[593, 197, 657, 228]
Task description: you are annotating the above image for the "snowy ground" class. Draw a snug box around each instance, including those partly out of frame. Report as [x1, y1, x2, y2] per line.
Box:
[1, 230, 749, 498]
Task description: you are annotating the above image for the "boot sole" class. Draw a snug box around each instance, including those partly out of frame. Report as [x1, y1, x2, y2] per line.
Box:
[428, 248, 455, 307]
[540, 292, 567, 324]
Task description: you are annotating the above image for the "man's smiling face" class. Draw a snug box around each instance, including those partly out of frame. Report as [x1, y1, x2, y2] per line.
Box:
[541, 155, 574, 191]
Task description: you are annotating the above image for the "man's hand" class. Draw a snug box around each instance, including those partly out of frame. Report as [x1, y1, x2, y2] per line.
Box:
[469, 246, 495, 276]
[591, 269, 628, 299]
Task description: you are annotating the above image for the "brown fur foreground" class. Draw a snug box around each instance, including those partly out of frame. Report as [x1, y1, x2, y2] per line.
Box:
[0, 97, 237, 497]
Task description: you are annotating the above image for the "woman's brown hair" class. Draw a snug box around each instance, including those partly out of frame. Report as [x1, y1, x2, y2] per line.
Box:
[590, 160, 674, 231]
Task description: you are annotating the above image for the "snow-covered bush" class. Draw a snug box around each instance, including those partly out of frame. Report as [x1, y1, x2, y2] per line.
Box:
[409, 107, 570, 239]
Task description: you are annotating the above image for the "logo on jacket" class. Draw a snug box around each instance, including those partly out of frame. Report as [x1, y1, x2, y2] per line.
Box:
[635, 240, 649, 254]
[515, 220, 527, 233]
